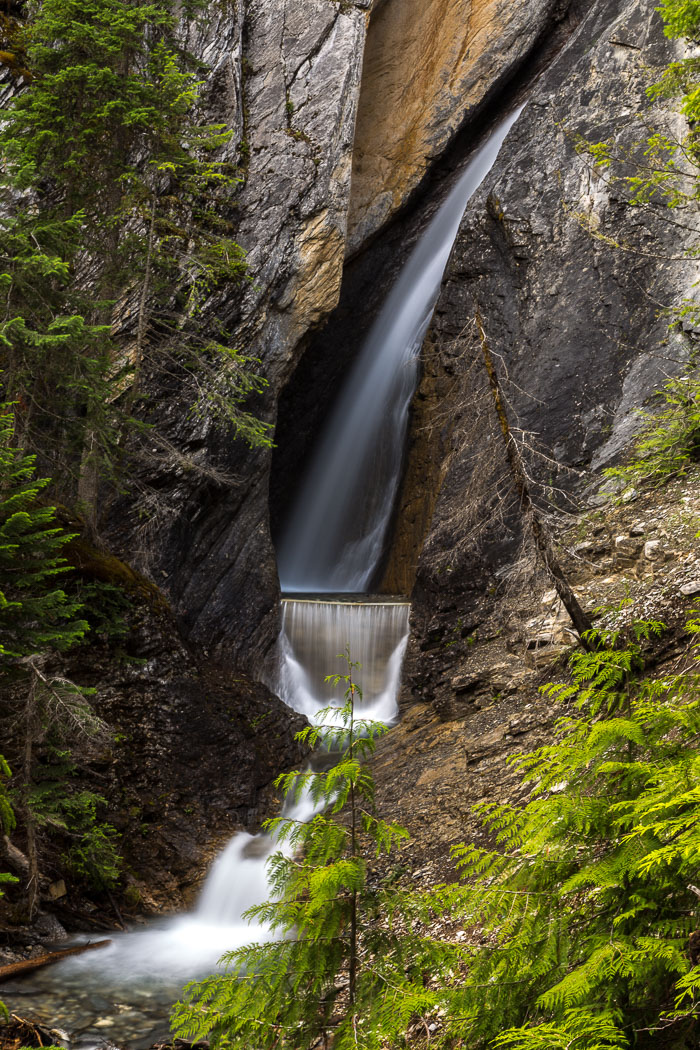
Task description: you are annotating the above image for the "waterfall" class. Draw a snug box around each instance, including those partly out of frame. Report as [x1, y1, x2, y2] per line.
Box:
[7, 107, 525, 1049]
[276, 599, 410, 723]
[277, 105, 524, 594]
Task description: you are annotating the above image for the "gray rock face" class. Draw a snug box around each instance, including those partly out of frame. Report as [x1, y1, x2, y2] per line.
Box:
[346, 0, 568, 253]
[120, 0, 692, 703]
[91, 609, 308, 910]
[123, 1, 372, 667]
[125, 0, 572, 670]
[404, 0, 697, 703]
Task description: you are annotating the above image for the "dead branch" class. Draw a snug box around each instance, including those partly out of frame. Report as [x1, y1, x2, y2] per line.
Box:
[475, 311, 593, 647]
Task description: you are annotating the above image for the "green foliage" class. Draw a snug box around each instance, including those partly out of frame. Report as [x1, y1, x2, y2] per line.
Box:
[0, 754, 14, 837]
[61, 791, 121, 889]
[0, 404, 122, 902]
[646, 3, 700, 161]
[420, 617, 700, 1050]
[5, 1, 205, 205]
[70, 580, 133, 647]
[172, 654, 461, 1050]
[174, 624, 700, 1050]
[0, 0, 270, 513]
[657, 1, 700, 41]
[604, 374, 700, 487]
[27, 748, 121, 890]
[12, 670, 123, 906]
[0, 404, 87, 664]
[0, 755, 18, 941]
[493, 1011, 628, 1050]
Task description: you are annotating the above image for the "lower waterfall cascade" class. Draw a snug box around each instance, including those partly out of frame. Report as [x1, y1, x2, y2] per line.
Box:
[4, 105, 525, 1048]
[276, 599, 410, 724]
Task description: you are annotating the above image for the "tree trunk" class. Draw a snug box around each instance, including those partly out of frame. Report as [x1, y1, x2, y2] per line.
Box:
[0, 940, 111, 983]
[77, 429, 101, 534]
[475, 311, 594, 648]
[20, 673, 40, 921]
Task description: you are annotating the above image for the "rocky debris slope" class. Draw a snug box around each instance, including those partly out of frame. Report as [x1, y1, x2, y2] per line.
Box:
[373, 466, 700, 877]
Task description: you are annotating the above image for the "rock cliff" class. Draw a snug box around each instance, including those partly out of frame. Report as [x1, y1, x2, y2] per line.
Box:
[400, 0, 697, 711]
[346, 0, 570, 253]
[2, 0, 697, 987]
[127, 0, 372, 668]
[117, 0, 577, 673]
[111, 0, 697, 870]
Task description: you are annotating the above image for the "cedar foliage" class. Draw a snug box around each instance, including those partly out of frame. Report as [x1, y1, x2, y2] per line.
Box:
[411, 616, 700, 1050]
[173, 621, 700, 1050]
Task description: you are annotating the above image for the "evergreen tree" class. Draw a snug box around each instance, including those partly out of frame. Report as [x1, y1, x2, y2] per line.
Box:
[0, 404, 87, 662]
[0, 0, 270, 524]
[0, 403, 118, 918]
[172, 656, 463, 1050]
[172, 623, 700, 1050]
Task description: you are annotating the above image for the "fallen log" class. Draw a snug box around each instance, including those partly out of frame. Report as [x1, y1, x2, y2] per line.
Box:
[0, 939, 111, 983]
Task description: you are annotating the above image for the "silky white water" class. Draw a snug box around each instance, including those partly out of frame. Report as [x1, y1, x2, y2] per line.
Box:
[7, 786, 323, 1049]
[276, 599, 410, 723]
[7, 107, 524, 1049]
[7, 600, 411, 1046]
[277, 106, 524, 594]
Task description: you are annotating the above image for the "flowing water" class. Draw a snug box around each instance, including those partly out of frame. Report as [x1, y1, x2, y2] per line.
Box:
[5, 600, 410, 1049]
[276, 599, 410, 723]
[276, 106, 524, 594]
[6, 789, 321, 1049]
[4, 106, 523, 1048]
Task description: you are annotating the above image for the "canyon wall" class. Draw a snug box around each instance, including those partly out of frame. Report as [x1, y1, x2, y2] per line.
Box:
[6, 0, 695, 921]
[346, 0, 568, 253]
[399, 0, 697, 712]
[123, 0, 570, 670]
[131, 0, 372, 666]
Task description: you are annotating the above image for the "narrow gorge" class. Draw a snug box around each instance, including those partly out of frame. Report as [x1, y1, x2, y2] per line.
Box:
[1, 1, 699, 1048]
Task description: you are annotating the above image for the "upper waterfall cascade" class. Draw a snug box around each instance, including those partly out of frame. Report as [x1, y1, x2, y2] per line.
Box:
[277, 105, 525, 594]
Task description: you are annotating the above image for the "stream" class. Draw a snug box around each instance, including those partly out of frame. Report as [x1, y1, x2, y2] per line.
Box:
[4, 106, 524, 1049]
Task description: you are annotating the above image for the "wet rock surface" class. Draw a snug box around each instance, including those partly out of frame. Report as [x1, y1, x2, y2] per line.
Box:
[115, 0, 586, 667]
[271, 0, 586, 591]
[87, 635, 306, 914]
[3, 974, 177, 1050]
